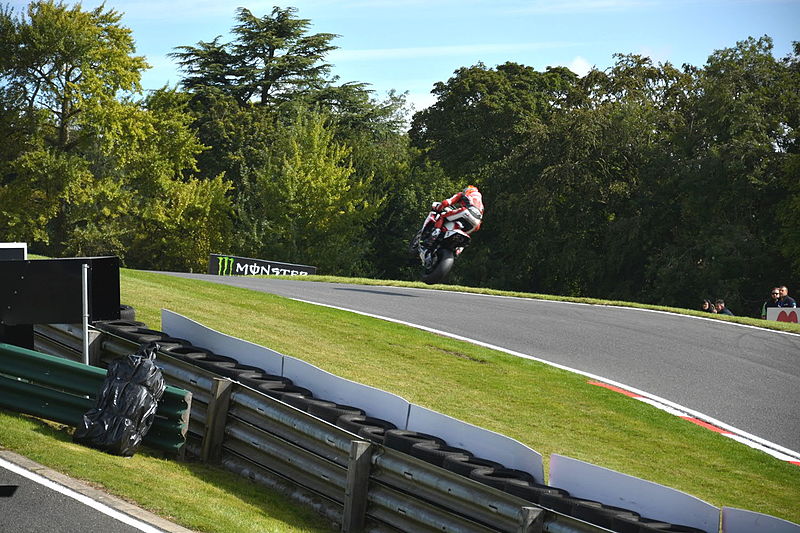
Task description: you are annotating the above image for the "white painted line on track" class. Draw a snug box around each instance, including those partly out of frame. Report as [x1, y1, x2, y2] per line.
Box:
[0, 456, 165, 533]
[289, 296, 800, 464]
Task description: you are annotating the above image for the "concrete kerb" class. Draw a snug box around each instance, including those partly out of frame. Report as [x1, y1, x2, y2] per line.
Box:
[0, 448, 196, 533]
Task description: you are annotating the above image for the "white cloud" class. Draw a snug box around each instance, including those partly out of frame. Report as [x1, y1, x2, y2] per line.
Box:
[567, 56, 593, 76]
[329, 41, 579, 62]
[405, 91, 438, 113]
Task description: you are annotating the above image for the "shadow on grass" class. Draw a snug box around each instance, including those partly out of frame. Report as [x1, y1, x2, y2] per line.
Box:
[11, 412, 336, 532]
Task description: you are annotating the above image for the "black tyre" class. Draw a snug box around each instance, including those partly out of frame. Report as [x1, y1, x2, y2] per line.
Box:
[358, 426, 389, 444]
[236, 373, 291, 388]
[192, 355, 238, 372]
[656, 524, 707, 533]
[573, 502, 640, 529]
[468, 467, 536, 490]
[384, 429, 446, 454]
[409, 442, 473, 468]
[207, 363, 266, 380]
[112, 327, 181, 344]
[159, 345, 215, 362]
[336, 414, 397, 434]
[409, 230, 423, 257]
[538, 493, 602, 515]
[283, 396, 335, 412]
[307, 403, 365, 424]
[119, 304, 136, 320]
[441, 455, 504, 477]
[421, 248, 454, 285]
[258, 384, 312, 399]
[95, 319, 146, 330]
[503, 481, 568, 504]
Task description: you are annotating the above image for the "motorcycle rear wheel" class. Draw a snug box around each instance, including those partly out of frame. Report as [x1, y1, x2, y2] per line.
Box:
[421, 248, 454, 285]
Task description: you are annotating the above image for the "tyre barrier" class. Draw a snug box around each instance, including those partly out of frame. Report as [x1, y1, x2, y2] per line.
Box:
[119, 304, 136, 320]
[92, 311, 711, 533]
[409, 442, 473, 468]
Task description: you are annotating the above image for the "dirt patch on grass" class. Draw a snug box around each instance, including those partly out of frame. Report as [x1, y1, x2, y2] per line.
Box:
[428, 345, 487, 364]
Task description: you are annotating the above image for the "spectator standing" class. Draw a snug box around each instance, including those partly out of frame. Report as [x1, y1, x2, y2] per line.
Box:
[761, 288, 782, 319]
[778, 286, 797, 308]
[715, 299, 734, 316]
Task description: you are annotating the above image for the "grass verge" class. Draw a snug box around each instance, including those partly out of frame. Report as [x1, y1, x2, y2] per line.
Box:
[0, 410, 334, 532]
[121, 270, 799, 523]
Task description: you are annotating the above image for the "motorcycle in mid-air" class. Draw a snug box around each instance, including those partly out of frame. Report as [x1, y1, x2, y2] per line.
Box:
[409, 207, 472, 284]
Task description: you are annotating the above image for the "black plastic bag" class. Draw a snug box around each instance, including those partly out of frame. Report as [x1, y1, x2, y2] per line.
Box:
[73, 342, 166, 456]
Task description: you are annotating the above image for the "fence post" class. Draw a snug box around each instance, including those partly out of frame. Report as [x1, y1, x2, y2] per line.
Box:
[341, 440, 373, 533]
[517, 506, 544, 533]
[201, 377, 233, 463]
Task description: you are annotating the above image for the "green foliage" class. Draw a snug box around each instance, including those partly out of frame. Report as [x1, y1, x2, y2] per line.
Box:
[0, 2, 232, 271]
[172, 6, 338, 107]
[411, 39, 798, 313]
[0, 1, 147, 151]
[244, 110, 381, 274]
[0, 1, 794, 310]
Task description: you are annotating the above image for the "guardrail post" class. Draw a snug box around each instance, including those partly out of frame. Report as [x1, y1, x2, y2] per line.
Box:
[518, 506, 544, 533]
[201, 377, 233, 463]
[341, 440, 373, 533]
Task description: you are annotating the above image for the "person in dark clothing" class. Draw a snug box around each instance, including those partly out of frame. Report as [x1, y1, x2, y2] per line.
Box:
[715, 299, 734, 316]
[701, 299, 716, 313]
[778, 286, 797, 308]
[761, 288, 781, 319]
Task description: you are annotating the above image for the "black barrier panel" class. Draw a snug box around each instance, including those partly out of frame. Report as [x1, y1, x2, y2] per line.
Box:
[0, 325, 33, 349]
[0, 257, 120, 326]
[209, 253, 317, 277]
[0, 247, 25, 260]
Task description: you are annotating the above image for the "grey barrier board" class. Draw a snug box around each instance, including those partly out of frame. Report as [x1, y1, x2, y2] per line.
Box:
[209, 253, 316, 276]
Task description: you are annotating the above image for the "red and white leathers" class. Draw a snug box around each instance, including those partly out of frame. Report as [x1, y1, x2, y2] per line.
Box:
[433, 187, 484, 235]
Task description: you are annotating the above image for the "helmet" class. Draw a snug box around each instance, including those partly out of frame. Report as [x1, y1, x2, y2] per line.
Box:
[464, 185, 479, 194]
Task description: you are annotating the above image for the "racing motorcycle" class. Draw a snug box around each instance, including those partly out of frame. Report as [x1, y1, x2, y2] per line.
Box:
[409, 207, 472, 284]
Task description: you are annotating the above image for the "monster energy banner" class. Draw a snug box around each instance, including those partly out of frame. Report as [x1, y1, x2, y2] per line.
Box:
[210, 254, 317, 277]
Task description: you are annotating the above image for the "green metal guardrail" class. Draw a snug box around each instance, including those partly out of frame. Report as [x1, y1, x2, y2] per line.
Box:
[0, 342, 191, 454]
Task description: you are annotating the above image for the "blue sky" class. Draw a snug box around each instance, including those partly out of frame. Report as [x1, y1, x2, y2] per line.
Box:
[11, 0, 799, 112]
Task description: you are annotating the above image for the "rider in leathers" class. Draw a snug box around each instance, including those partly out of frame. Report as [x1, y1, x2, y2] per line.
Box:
[427, 185, 484, 245]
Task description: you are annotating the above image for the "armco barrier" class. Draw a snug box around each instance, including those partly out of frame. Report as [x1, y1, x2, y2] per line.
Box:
[32, 320, 800, 533]
[0, 342, 191, 454]
[162, 310, 546, 481]
[93, 326, 613, 532]
[94, 329, 581, 532]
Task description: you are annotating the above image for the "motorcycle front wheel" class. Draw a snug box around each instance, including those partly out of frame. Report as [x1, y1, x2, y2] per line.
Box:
[409, 230, 423, 257]
[421, 248, 454, 285]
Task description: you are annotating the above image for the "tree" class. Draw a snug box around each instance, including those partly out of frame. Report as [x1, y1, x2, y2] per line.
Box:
[409, 62, 578, 179]
[0, 2, 233, 270]
[0, 1, 146, 151]
[0, 0, 147, 254]
[172, 6, 338, 106]
[246, 110, 382, 274]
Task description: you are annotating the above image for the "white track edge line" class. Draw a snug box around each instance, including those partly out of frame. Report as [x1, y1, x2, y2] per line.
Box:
[0, 456, 164, 533]
[290, 297, 800, 462]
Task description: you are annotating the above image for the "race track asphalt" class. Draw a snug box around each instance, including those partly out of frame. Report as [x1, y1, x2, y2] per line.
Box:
[157, 273, 800, 453]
